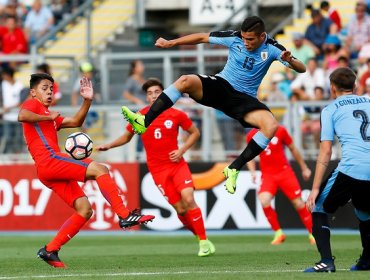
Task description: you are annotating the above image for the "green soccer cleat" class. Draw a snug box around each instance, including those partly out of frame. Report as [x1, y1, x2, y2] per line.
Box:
[223, 166, 240, 194]
[198, 239, 216, 257]
[121, 106, 147, 135]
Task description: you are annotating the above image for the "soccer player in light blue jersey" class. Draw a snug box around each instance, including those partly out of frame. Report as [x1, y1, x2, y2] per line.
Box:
[122, 16, 306, 194]
[305, 67, 370, 272]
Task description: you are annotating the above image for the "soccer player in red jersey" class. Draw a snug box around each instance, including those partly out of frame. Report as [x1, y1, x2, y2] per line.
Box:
[18, 73, 155, 268]
[96, 78, 215, 257]
[246, 125, 315, 245]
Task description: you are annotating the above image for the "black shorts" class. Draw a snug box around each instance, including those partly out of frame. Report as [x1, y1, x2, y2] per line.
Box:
[315, 170, 370, 214]
[196, 74, 270, 128]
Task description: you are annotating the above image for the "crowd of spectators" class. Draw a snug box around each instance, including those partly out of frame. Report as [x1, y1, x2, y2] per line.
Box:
[265, 0, 370, 152]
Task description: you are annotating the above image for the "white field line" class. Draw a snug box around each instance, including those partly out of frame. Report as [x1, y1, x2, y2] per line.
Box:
[0, 269, 349, 279]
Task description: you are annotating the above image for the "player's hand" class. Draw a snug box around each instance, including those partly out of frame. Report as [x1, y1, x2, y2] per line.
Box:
[49, 111, 60, 120]
[80, 76, 94, 101]
[280, 51, 293, 63]
[155, 37, 173, 48]
[251, 173, 257, 184]
[95, 145, 109, 151]
[169, 149, 183, 162]
[306, 189, 319, 212]
[302, 167, 312, 181]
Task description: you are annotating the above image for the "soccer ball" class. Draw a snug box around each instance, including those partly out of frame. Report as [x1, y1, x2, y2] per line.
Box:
[65, 132, 93, 160]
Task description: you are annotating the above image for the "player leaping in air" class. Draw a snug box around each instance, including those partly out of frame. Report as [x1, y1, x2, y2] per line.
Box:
[122, 16, 306, 194]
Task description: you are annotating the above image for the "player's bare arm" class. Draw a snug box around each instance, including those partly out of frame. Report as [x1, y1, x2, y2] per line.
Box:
[288, 143, 311, 181]
[169, 124, 200, 162]
[18, 109, 60, 123]
[281, 51, 306, 73]
[95, 131, 134, 151]
[61, 77, 94, 128]
[246, 159, 257, 184]
[306, 141, 332, 212]
[155, 33, 210, 48]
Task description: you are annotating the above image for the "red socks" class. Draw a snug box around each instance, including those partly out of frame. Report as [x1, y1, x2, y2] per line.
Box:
[96, 174, 129, 219]
[177, 214, 196, 235]
[263, 206, 281, 231]
[297, 206, 313, 233]
[47, 213, 87, 252]
[185, 208, 207, 240]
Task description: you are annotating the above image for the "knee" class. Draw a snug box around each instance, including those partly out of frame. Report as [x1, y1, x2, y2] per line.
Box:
[292, 198, 304, 209]
[82, 207, 93, 219]
[175, 75, 191, 92]
[258, 194, 271, 208]
[87, 162, 109, 178]
[173, 203, 186, 215]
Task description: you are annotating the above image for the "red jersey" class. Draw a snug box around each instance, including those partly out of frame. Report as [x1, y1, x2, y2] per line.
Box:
[21, 99, 64, 163]
[0, 26, 28, 54]
[126, 107, 192, 172]
[246, 126, 293, 173]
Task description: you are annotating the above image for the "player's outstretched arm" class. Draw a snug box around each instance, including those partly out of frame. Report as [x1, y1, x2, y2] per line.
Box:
[288, 143, 311, 181]
[246, 159, 258, 184]
[155, 33, 210, 48]
[281, 51, 306, 73]
[18, 109, 60, 123]
[61, 77, 94, 128]
[95, 131, 134, 151]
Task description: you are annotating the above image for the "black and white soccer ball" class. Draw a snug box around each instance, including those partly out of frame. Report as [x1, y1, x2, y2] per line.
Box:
[65, 132, 93, 160]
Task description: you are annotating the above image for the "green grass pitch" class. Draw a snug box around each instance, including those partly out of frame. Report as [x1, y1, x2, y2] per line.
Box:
[0, 233, 369, 279]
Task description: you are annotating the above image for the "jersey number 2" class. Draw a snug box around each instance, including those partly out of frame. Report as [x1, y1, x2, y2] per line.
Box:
[353, 110, 370, 142]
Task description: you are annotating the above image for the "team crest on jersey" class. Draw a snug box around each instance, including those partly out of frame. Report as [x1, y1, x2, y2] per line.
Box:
[261, 51, 268, 61]
[270, 136, 278, 145]
[164, 120, 173, 129]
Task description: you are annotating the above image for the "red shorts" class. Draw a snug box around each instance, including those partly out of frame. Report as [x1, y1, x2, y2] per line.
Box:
[150, 161, 194, 205]
[36, 152, 93, 207]
[259, 167, 302, 200]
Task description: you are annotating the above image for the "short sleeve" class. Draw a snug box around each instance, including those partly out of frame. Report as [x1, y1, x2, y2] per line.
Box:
[280, 126, 293, 146]
[55, 116, 64, 131]
[209, 30, 238, 47]
[177, 111, 193, 131]
[320, 106, 335, 141]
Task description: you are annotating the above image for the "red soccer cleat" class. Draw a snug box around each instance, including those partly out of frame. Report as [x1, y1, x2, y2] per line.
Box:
[119, 209, 155, 229]
[37, 246, 66, 268]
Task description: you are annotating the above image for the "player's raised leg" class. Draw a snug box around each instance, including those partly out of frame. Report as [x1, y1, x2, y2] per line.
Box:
[122, 75, 202, 134]
[225, 110, 278, 194]
[87, 162, 155, 228]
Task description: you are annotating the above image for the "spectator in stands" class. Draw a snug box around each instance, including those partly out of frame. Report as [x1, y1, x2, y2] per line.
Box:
[344, 1, 370, 59]
[0, 66, 25, 152]
[3, 1, 28, 25]
[24, 0, 54, 44]
[0, 15, 27, 55]
[122, 60, 146, 104]
[365, 77, 370, 97]
[301, 86, 326, 149]
[291, 58, 325, 100]
[320, 1, 342, 31]
[36, 63, 62, 105]
[268, 72, 289, 102]
[358, 58, 370, 95]
[51, 0, 72, 25]
[291, 32, 316, 65]
[305, 9, 336, 57]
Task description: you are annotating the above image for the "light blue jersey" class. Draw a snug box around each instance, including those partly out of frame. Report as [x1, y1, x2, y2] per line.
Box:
[320, 94, 370, 180]
[208, 31, 289, 98]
